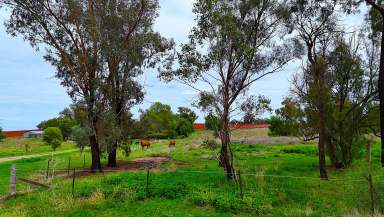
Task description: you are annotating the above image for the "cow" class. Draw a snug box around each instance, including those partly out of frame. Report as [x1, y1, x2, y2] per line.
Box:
[140, 140, 151, 150]
[169, 140, 176, 148]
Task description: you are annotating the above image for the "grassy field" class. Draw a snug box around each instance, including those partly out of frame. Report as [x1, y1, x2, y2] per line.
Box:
[0, 138, 76, 158]
[0, 129, 383, 217]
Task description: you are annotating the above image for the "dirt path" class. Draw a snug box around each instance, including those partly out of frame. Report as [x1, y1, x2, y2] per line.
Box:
[0, 149, 80, 164]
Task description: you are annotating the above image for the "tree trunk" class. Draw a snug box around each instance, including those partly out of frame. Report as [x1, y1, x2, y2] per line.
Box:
[219, 110, 236, 180]
[380, 16, 384, 166]
[107, 146, 117, 167]
[316, 63, 328, 179]
[88, 101, 102, 172]
[89, 133, 102, 172]
[107, 95, 123, 167]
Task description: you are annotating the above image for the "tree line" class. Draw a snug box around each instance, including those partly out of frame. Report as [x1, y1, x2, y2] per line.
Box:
[1, 0, 384, 180]
[37, 102, 197, 157]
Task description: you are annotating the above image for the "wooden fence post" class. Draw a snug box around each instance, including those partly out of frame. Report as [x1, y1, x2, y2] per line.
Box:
[366, 142, 372, 163]
[9, 164, 16, 196]
[46, 159, 50, 179]
[72, 168, 76, 198]
[67, 157, 71, 176]
[146, 169, 150, 198]
[238, 169, 244, 201]
[367, 174, 375, 217]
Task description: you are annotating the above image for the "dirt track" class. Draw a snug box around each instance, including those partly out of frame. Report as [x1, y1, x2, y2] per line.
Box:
[0, 149, 80, 164]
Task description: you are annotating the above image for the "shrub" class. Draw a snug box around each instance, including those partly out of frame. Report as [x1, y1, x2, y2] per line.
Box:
[205, 114, 220, 137]
[268, 116, 289, 136]
[43, 127, 63, 151]
[176, 118, 194, 137]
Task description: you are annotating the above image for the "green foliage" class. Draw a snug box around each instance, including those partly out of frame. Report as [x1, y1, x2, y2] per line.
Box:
[70, 125, 89, 152]
[175, 118, 194, 138]
[38, 117, 76, 140]
[43, 127, 63, 151]
[205, 114, 220, 136]
[177, 107, 198, 125]
[268, 98, 301, 137]
[268, 116, 288, 136]
[288, 22, 379, 167]
[0, 127, 4, 141]
[241, 95, 272, 124]
[139, 102, 177, 139]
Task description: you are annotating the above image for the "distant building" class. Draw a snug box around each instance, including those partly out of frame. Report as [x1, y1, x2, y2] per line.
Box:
[23, 130, 44, 138]
[4, 129, 42, 138]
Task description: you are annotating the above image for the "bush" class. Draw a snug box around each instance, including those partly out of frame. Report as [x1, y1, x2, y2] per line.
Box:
[205, 114, 220, 137]
[176, 118, 194, 137]
[0, 127, 4, 141]
[268, 116, 289, 136]
[43, 127, 63, 151]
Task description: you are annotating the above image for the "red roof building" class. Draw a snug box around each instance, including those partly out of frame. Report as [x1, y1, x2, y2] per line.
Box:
[4, 129, 40, 138]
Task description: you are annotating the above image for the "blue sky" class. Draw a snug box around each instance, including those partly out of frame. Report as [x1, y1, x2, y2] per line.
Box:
[0, 0, 366, 130]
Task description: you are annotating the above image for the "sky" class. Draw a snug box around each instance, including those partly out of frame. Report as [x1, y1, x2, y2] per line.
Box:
[0, 0, 366, 131]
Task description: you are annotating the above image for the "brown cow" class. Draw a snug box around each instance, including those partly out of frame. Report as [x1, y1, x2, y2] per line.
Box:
[140, 140, 151, 150]
[169, 140, 176, 148]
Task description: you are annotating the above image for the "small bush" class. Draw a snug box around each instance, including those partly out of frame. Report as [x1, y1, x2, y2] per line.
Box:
[268, 116, 287, 136]
[205, 114, 220, 137]
[43, 127, 63, 151]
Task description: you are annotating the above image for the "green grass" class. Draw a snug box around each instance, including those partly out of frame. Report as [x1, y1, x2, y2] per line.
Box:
[0, 138, 76, 158]
[0, 132, 383, 217]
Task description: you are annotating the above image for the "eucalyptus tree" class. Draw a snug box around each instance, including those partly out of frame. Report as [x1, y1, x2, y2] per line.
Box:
[160, 0, 295, 179]
[94, 0, 174, 167]
[292, 32, 379, 168]
[2, 0, 104, 171]
[327, 35, 378, 167]
[287, 0, 339, 178]
[341, 0, 384, 166]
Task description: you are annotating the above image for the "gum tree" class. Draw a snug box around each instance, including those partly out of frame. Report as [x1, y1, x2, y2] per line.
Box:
[341, 0, 384, 166]
[95, 0, 173, 167]
[2, 0, 104, 171]
[287, 0, 339, 178]
[160, 0, 295, 179]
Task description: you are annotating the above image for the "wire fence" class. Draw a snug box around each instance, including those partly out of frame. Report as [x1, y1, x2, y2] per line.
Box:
[1, 159, 384, 216]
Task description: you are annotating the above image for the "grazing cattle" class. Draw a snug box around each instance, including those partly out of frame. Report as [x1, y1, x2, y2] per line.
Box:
[169, 140, 176, 147]
[140, 140, 151, 150]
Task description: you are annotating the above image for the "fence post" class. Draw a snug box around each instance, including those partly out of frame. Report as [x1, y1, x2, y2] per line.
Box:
[72, 168, 76, 198]
[238, 169, 244, 201]
[146, 168, 150, 198]
[67, 157, 71, 176]
[366, 142, 372, 163]
[367, 174, 375, 217]
[46, 159, 50, 179]
[9, 164, 16, 196]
